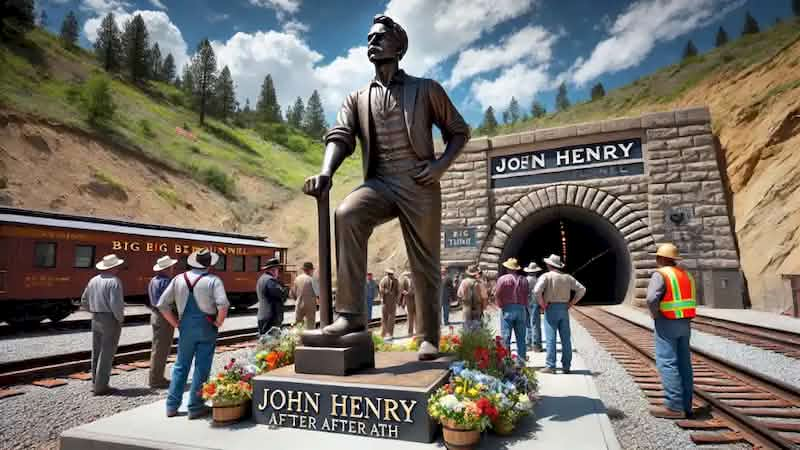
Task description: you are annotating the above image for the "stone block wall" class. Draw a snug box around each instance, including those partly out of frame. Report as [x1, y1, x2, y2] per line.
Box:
[439, 107, 743, 307]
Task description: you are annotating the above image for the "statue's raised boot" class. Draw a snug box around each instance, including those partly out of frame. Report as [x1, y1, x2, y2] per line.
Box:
[322, 314, 366, 336]
[417, 341, 439, 361]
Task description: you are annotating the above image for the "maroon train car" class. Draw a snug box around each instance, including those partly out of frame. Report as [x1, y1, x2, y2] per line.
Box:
[0, 207, 288, 327]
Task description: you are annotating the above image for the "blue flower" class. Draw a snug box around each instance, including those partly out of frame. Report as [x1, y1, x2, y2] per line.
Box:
[450, 361, 466, 376]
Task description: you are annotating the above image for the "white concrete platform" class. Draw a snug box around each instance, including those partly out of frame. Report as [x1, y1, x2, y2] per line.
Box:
[696, 307, 800, 334]
[59, 311, 620, 450]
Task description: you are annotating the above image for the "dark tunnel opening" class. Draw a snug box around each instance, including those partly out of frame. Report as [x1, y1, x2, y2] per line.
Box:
[500, 205, 632, 305]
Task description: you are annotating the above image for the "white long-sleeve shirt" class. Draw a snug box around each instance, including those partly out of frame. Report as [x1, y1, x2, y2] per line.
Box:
[81, 274, 125, 323]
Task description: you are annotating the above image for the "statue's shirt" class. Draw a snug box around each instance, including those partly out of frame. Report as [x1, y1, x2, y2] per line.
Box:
[370, 71, 418, 174]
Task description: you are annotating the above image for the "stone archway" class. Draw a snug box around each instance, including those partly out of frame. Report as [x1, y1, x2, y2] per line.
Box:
[479, 184, 657, 304]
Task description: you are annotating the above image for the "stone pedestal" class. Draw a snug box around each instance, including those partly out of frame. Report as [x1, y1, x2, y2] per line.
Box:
[295, 329, 375, 376]
[253, 352, 454, 443]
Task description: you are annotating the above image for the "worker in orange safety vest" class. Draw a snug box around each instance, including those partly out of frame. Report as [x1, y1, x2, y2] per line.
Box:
[647, 243, 700, 419]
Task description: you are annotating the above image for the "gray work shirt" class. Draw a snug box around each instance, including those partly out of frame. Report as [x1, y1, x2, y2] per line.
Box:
[533, 271, 587, 304]
[646, 272, 667, 318]
[81, 274, 125, 323]
[526, 274, 539, 305]
[157, 269, 229, 318]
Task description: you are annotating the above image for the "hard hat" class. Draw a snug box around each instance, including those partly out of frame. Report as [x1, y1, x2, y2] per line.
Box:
[655, 243, 682, 260]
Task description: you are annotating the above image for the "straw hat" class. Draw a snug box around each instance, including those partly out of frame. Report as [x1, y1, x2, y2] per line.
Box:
[153, 255, 178, 272]
[260, 257, 281, 271]
[655, 243, 682, 260]
[465, 264, 482, 277]
[187, 248, 219, 269]
[96, 254, 124, 271]
[501, 258, 522, 271]
[524, 262, 543, 273]
[543, 254, 565, 269]
[386, 268, 395, 275]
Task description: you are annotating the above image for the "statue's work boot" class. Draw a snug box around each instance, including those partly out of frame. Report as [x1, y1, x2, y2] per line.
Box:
[418, 341, 439, 361]
[322, 314, 366, 336]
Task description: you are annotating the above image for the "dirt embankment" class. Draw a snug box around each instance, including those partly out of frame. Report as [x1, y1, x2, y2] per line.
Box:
[669, 39, 800, 312]
[0, 111, 408, 276]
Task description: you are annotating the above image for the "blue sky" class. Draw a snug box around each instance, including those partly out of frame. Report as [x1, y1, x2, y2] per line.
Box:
[41, 0, 792, 127]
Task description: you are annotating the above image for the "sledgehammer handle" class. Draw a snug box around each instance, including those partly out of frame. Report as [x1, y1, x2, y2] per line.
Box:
[317, 190, 333, 327]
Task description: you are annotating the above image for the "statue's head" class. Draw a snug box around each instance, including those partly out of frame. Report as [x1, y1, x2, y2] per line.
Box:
[368, 15, 408, 63]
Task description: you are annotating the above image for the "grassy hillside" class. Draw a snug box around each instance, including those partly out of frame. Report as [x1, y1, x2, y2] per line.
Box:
[0, 28, 359, 196]
[486, 19, 800, 135]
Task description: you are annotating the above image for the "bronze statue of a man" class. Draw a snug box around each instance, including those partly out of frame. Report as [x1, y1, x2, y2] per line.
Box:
[303, 15, 469, 360]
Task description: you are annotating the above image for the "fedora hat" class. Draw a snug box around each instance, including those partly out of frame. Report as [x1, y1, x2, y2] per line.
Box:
[524, 262, 543, 273]
[501, 257, 522, 271]
[188, 248, 219, 269]
[302, 261, 314, 270]
[260, 257, 281, 271]
[153, 255, 178, 272]
[655, 243, 682, 260]
[543, 254, 565, 269]
[96, 254, 124, 271]
[465, 264, 481, 277]
[385, 268, 395, 275]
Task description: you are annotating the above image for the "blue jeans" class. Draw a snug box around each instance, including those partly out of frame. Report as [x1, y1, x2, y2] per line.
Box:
[366, 296, 374, 322]
[501, 304, 527, 361]
[441, 297, 450, 325]
[526, 302, 542, 347]
[654, 318, 693, 413]
[167, 293, 218, 414]
[544, 303, 572, 370]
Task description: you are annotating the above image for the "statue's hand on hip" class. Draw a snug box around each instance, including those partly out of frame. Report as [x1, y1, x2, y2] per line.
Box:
[303, 174, 332, 198]
[412, 159, 446, 185]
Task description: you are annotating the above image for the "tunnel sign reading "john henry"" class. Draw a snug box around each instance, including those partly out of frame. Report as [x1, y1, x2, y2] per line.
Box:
[490, 138, 644, 188]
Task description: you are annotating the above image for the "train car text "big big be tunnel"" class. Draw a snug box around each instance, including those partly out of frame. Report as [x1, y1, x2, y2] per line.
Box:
[439, 108, 746, 309]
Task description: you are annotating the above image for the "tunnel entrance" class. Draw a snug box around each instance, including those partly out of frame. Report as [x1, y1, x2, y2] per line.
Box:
[500, 205, 632, 305]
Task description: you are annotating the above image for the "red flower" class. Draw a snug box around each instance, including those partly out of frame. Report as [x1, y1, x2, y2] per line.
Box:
[451, 335, 461, 345]
[476, 397, 499, 421]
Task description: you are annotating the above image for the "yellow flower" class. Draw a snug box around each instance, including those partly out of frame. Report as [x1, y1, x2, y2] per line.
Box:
[455, 386, 463, 394]
[468, 388, 479, 397]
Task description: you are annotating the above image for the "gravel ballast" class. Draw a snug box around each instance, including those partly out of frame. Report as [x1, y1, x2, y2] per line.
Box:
[570, 318, 748, 450]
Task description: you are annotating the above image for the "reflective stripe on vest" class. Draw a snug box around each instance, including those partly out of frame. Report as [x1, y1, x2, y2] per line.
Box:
[657, 266, 697, 319]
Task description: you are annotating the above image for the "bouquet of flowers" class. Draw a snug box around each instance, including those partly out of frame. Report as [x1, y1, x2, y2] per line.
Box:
[372, 333, 406, 352]
[253, 325, 300, 373]
[439, 326, 462, 353]
[428, 368, 499, 432]
[201, 358, 255, 407]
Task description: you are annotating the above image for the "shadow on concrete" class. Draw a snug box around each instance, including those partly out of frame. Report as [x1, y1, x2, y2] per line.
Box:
[479, 414, 542, 449]
[535, 395, 608, 422]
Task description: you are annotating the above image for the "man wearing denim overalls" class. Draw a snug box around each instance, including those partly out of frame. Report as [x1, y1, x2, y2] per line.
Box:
[158, 248, 229, 419]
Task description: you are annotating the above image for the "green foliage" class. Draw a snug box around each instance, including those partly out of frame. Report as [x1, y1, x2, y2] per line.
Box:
[148, 42, 162, 80]
[203, 121, 256, 155]
[192, 38, 216, 125]
[81, 74, 116, 126]
[505, 97, 520, 124]
[93, 170, 125, 192]
[155, 186, 182, 208]
[257, 74, 282, 123]
[59, 11, 79, 49]
[302, 90, 327, 140]
[93, 12, 122, 72]
[139, 118, 155, 138]
[590, 82, 606, 101]
[161, 53, 176, 83]
[213, 65, 236, 119]
[530, 100, 546, 119]
[742, 11, 760, 36]
[287, 96, 304, 129]
[1, 0, 35, 39]
[555, 82, 570, 111]
[121, 14, 150, 83]
[478, 106, 499, 135]
[682, 40, 699, 60]
[715, 26, 729, 47]
[197, 164, 235, 197]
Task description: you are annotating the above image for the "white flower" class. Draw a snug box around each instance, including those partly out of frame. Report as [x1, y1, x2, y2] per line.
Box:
[439, 395, 460, 411]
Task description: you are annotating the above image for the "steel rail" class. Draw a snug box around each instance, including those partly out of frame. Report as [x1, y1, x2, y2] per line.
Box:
[574, 307, 798, 450]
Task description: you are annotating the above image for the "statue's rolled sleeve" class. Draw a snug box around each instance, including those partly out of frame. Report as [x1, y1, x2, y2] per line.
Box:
[429, 80, 470, 144]
[323, 92, 359, 155]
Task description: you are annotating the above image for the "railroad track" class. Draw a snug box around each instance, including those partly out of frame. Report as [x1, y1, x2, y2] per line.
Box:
[692, 316, 800, 360]
[573, 307, 800, 449]
[0, 314, 407, 388]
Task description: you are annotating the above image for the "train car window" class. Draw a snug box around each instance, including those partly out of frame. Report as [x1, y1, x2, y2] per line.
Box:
[232, 255, 245, 272]
[34, 242, 57, 268]
[214, 254, 227, 271]
[249, 256, 261, 272]
[74, 245, 95, 268]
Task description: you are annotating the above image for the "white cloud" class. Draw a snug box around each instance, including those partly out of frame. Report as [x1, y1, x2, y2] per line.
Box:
[249, 0, 301, 21]
[208, 12, 230, 23]
[571, 0, 745, 85]
[446, 25, 559, 88]
[282, 19, 309, 36]
[148, 0, 167, 10]
[80, 0, 130, 14]
[470, 63, 551, 111]
[83, 9, 189, 69]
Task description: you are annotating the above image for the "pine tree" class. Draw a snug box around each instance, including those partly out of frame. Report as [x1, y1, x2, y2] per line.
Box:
[161, 53, 176, 83]
[742, 11, 760, 35]
[122, 14, 150, 83]
[287, 96, 304, 128]
[1, 0, 36, 38]
[715, 27, 729, 47]
[256, 74, 282, 123]
[303, 90, 327, 140]
[501, 110, 510, 125]
[149, 43, 162, 81]
[39, 9, 47, 28]
[93, 13, 123, 72]
[794, 0, 800, 17]
[682, 40, 698, 60]
[192, 38, 217, 125]
[59, 11, 79, 49]
[555, 83, 570, 112]
[530, 100, 546, 119]
[181, 63, 194, 97]
[213, 66, 236, 119]
[590, 82, 606, 101]
[480, 106, 498, 135]
[507, 97, 520, 124]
